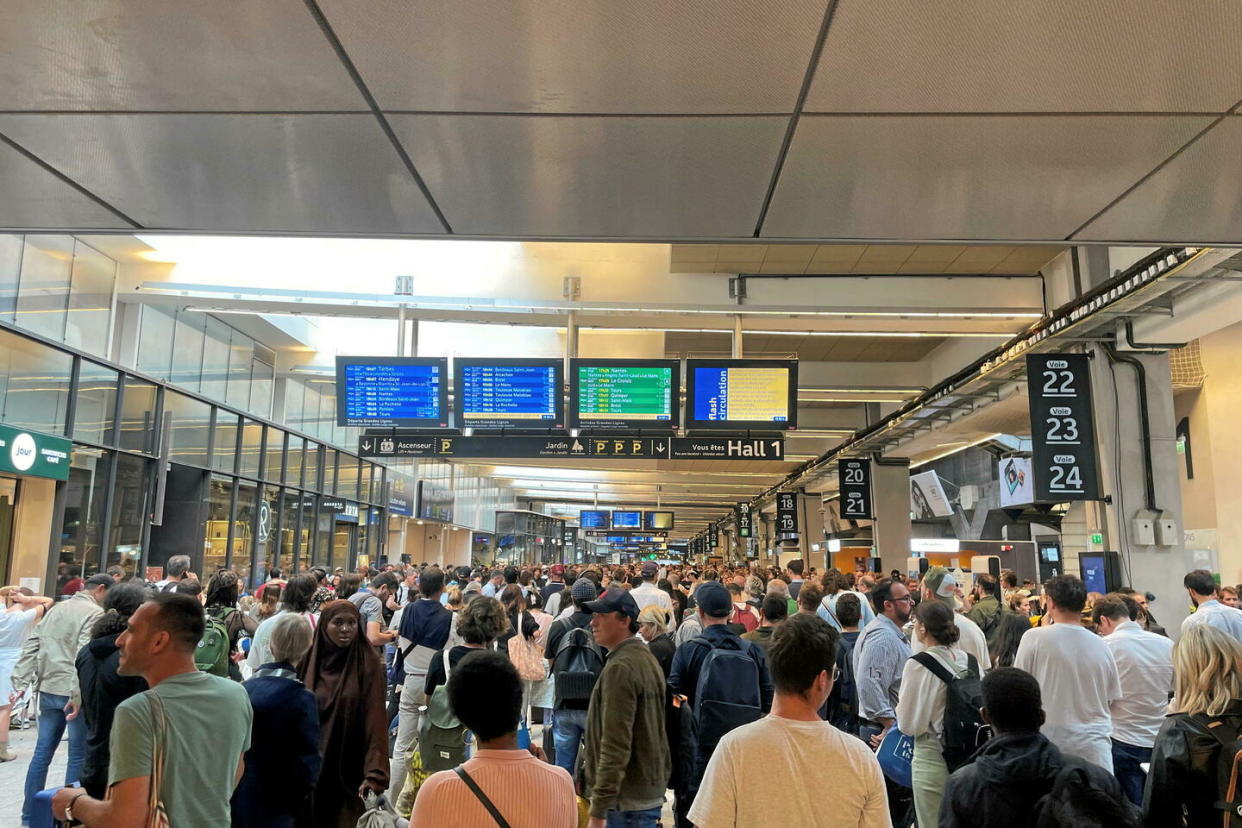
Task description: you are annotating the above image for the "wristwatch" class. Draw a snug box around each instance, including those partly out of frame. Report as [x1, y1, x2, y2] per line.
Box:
[65, 790, 87, 824]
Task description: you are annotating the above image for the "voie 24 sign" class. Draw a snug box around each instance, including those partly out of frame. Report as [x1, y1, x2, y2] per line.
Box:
[1025, 354, 1100, 502]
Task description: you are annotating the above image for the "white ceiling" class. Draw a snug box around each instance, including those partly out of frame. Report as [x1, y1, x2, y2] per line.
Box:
[2, 1, 1241, 241]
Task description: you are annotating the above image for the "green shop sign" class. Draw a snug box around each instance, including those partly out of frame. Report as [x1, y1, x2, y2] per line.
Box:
[0, 424, 71, 481]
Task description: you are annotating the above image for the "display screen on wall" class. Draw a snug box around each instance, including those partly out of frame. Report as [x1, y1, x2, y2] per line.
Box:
[579, 509, 610, 529]
[335, 356, 449, 428]
[998, 456, 1035, 507]
[569, 359, 680, 430]
[453, 358, 563, 430]
[685, 359, 797, 430]
[611, 510, 642, 529]
[416, 480, 454, 522]
[644, 510, 674, 530]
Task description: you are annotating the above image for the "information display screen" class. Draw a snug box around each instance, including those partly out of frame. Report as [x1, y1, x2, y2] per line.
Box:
[454, 358, 563, 430]
[1080, 554, 1108, 594]
[644, 511, 674, 530]
[335, 356, 448, 428]
[611, 510, 642, 529]
[570, 359, 680, 430]
[580, 510, 610, 529]
[685, 359, 797, 430]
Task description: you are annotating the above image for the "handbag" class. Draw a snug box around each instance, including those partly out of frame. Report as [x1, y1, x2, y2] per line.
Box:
[876, 726, 915, 789]
[454, 766, 511, 828]
[507, 619, 548, 682]
[145, 692, 171, 828]
[355, 790, 398, 828]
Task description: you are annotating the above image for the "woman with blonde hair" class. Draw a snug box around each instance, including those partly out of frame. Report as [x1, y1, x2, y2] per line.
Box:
[1143, 623, 1242, 826]
[637, 604, 675, 677]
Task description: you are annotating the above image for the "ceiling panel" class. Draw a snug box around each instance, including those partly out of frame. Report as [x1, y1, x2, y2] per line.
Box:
[0, 115, 444, 233]
[1076, 118, 1242, 242]
[670, 243, 1065, 273]
[0, 0, 362, 111]
[762, 115, 1209, 240]
[319, 0, 828, 113]
[0, 140, 130, 229]
[389, 115, 786, 237]
[806, 1, 1242, 113]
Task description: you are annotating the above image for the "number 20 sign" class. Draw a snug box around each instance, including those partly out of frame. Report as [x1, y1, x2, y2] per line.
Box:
[1026, 354, 1100, 502]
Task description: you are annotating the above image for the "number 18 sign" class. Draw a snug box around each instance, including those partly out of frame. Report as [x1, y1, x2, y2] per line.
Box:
[1026, 354, 1100, 502]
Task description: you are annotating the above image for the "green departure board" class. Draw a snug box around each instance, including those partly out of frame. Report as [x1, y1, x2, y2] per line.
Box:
[572, 361, 679, 429]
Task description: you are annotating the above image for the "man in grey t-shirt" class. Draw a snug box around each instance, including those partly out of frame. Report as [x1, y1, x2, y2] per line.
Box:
[350, 572, 399, 649]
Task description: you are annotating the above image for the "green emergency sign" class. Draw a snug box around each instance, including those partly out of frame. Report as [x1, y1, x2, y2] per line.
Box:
[0, 423, 72, 481]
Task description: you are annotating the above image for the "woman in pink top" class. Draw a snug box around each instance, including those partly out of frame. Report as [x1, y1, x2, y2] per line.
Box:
[411, 650, 576, 828]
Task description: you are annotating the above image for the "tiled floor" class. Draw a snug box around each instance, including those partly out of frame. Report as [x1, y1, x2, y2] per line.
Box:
[0, 724, 68, 827]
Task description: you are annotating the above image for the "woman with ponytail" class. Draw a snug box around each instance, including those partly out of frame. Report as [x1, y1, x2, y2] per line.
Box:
[75, 582, 151, 798]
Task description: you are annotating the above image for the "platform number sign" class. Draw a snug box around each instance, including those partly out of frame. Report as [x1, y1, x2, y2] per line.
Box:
[1026, 354, 1100, 502]
[709, 524, 719, 549]
[838, 459, 873, 520]
[735, 506, 753, 538]
[776, 491, 798, 534]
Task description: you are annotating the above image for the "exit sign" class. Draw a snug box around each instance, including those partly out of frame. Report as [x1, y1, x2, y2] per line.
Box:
[1090, 532, 1104, 545]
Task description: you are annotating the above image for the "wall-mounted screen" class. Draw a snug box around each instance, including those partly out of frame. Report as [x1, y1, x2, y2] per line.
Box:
[1080, 554, 1108, 595]
[579, 509, 610, 529]
[644, 511, 674, 530]
[454, 358, 563, 430]
[570, 359, 680, 430]
[611, 510, 642, 529]
[686, 359, 797, 430]
[335, 356, 449, 428]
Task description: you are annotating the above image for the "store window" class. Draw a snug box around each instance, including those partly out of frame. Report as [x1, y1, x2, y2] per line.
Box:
[0, 234, 21, 322]
[118, 378, 158, 454]
[0, 330, 72, 435]
[225, 332, 252, 411]
[107, 452, 149, 579]
[212, 411, 239, 473]
[15, 235, 72, 341]
[315, 497, 333, 570]
[59, 447, 109, 588]
[250, 357, 274, 418]
[279, 489, 300, 575]
[285, 436, 304, 488]
[304, 442, 321, 493]
[170, 310, 206, 392]
[205, 476, 232, 574]
[73, 361, 118, 446]
[164, 391, 211, 468]
[239, 420, 263, 478]
[264, 429, 284, 483]
[64, 241, 115, 354]
[233, 481, 257, 587]
[137, 306, 175, 380]
[337, 456, 359, 500]
[200, 316, 231, 402]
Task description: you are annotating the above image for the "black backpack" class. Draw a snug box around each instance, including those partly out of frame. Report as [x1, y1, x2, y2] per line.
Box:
[551, 621, 605, 707]
[911, 651, 989, 772]
[1204, 715, 1242, 827]
[691, 636, 763, 768]
[1033, 756, 1141, 828]
[828, 632, 860, 734]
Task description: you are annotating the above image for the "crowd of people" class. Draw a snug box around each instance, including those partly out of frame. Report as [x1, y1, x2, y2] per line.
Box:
[2, 554, 1242, 826]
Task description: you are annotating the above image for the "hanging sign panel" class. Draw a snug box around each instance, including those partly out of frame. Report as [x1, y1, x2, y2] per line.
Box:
[1026, 354, 1100, 502]
[776, 491, 798, 534]
[735, 505, 753, 538]
[838, 458, 873, 520]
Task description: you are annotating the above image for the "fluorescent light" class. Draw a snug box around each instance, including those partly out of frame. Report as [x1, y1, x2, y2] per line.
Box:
[746, 330, 1010, 338]
[912, 539, 960, 553]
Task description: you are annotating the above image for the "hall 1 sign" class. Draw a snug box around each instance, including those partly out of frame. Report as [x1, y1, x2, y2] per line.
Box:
[838, 458, 873, 520]
[776, 491, 798, 534]
[735, 505, 753, 538]
[1026, 353, 1100, 502]
[0, 424, 71, 481]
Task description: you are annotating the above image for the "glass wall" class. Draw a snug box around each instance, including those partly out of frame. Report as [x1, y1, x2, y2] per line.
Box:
[0, 235, 117, 355]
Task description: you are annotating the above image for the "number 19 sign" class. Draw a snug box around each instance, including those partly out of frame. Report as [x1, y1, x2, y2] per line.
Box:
[1026, 354, 1100, 502]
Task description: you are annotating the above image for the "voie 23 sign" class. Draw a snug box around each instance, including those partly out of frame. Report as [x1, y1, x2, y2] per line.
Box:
[1026, 354, 1100, 502]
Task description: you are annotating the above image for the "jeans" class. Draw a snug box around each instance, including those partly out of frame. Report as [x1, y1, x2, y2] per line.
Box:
[22, 692, 87, 825]
[552, 707, 588, 776]
[1111, 739, 1152, 807]
[606, 806, 662, 828]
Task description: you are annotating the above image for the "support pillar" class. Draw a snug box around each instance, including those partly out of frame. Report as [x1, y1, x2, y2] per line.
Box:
[1088, 346, 1190, 632]
[396, 305, 406, 356]
[564, 311, 578, 383]
[732, 315, 744, 358]
[408, 318, 418, 358]
[872, 459, 913, 574]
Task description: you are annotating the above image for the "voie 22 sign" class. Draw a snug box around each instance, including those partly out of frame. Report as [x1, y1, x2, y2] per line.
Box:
[1026, 354, 1100, 502]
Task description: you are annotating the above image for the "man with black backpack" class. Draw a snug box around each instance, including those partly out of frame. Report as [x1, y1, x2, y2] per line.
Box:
[546, 577, 605, 776]
[669, 580, 772, 828]
[940, 667, 1138, 828]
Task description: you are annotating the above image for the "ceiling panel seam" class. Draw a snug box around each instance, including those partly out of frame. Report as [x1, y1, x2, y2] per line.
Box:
[1066, 98, 1242, 240]
[0, 130, 143, 228]
[301, 0, 454, 234]
[751, 0, 841, 238]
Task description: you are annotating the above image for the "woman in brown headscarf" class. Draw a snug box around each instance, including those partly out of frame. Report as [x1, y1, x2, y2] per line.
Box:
[296, 600, 389, 828]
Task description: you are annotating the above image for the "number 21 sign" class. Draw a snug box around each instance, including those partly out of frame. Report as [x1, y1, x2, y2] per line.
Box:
[1026, 354, 1100, 502]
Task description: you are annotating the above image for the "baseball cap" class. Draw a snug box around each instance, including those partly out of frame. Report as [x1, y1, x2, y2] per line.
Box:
[583, 586, 640, 619]
[550, 564, 566, 577]
[640, 561, 659, 578]
[571, 577, 598, 605]
[922, 566, 959, 610]
[694, 581, 733, 618]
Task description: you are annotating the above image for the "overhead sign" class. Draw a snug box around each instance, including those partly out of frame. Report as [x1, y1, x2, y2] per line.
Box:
[1026, 354, 1100, 501]
[998, 456, 1034, 508]
[776, 491, 798, 534]
[735, 505, 753, 538]
[838, 458, 873, 520]
[360, 434, 783, 461]
[709, 526, 719, 548]
[0, 424, 71, 481]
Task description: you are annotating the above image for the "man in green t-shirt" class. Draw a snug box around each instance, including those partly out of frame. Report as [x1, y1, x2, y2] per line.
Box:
[52, 592, 253, 827]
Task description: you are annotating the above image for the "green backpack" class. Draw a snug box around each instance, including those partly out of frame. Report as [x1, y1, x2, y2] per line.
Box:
[418, 650, 468, 772]
[195, 607, 234, 677]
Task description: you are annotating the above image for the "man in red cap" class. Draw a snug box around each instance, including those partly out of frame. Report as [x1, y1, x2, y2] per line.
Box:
[542, 564, 568, 606]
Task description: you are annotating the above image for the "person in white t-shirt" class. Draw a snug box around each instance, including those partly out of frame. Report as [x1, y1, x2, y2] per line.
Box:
[688, 613, 891, 828]
[1014, 574, 1121, 772]
[630, 562, 673, 615]
[909, 567, 991, 672]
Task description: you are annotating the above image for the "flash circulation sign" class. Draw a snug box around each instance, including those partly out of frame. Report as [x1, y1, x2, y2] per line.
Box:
[776, 491, 798, 534]
[838, 458, 873, 520]
[1026, 354, 1100, 502]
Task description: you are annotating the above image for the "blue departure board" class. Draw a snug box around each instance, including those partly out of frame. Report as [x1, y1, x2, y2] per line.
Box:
[335, 357, 449, 428]
[612, 510, 641, 529]
[580, 510, 610, 529]
[454, 359, 563, 430]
